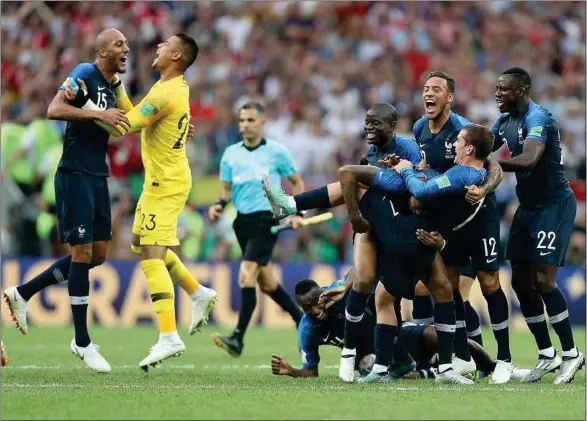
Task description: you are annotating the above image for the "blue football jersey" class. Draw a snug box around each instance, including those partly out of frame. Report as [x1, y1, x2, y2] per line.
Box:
[58, 63, 116, 177]
[491, 100, 572, 205]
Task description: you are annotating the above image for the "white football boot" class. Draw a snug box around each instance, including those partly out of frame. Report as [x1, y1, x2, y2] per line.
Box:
[490, 360, 515, 384]
[70, 339, 111, 373]
[522, 351, 562, 382]
[554, 349, 585, 384]
[189, 286, 218, 335]
[338, 348, 356, 383]
[3, 287, 28, 334]
[139, 335, 186, 371]
[436, 367, 475, 384]
[452, 357, 477, 380]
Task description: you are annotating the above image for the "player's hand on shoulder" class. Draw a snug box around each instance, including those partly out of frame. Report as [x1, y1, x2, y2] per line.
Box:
[208, 204, 223, 221]
[465, 185, 486, 204]
[98, 108, 130, 131]
[271, 354, 292, 376]
[416, 229, 446, 250]
[378, 153, 400, 168]
[394, 159, 413, 172]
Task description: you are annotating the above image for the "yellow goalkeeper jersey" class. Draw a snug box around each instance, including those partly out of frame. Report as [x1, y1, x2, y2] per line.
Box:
[123, 75, 191, 196]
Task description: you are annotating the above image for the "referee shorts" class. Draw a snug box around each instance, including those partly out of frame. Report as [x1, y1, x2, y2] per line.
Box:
[233, 211, 279, 265]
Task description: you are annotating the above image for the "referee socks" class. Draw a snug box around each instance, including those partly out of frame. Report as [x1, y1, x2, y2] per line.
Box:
[268, 285, 302, 325]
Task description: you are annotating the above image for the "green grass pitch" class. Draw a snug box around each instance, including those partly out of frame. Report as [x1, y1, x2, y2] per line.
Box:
[1, 326, 585, 420]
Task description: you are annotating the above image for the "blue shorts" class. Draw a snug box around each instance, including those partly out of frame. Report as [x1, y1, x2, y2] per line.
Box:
[460, 264, 476, 279]
[55, 170, 112, 245]
[359, 189, 436, 299]
[507, 193, 577, 266]
[441, 193, 501, 272]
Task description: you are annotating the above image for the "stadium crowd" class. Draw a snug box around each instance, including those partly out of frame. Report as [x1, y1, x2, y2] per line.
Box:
[1, 1, 585, 266]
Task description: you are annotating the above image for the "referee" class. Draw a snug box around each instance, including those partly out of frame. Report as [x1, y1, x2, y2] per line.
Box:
[209, 102, 305, 357]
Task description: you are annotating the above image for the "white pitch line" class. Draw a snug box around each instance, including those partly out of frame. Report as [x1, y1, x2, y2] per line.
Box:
[2, 383, 577, 393]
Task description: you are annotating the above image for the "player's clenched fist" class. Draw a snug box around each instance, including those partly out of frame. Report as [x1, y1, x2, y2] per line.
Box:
[271, 354, 293, 376]
[208, 204, 223, 221]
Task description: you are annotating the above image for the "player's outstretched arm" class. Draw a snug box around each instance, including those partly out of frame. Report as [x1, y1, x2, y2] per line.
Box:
[396, 160, 465, 201]
[497, 139, 545, 172]
[271, 354, 319, 378]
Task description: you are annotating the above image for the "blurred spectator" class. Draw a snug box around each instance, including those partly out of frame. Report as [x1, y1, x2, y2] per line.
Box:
[1, 1, 584, 266]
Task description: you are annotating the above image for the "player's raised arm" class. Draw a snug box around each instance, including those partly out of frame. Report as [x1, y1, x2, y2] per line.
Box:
[112, 74, 134, 112]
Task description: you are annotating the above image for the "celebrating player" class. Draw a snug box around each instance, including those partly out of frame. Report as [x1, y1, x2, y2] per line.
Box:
[93, 33, 217, 370]
[263, 103, 425, 382]
[473, 67, 584, 383]
[3, 28, 131, 373]
[410, 71, 512, 383]
[209, 102, 305, 357]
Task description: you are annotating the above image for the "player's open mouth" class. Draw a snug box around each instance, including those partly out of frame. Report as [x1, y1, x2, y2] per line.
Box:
[496, 99, 503, 107]
[425, 99, 436, 113]
[120, 57, 127, 64]
[366, 132, 376, 140]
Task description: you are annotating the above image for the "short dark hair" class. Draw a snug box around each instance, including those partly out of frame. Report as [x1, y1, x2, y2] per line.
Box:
[426, 71, 455, 94]
[175, 33, 198, 70]
[295, 279, 319, 297]
[462, 124, 494, 160]
[371, 102, 398, 126]
[240, 101, 265, 116]
[502, 67, 531, 92]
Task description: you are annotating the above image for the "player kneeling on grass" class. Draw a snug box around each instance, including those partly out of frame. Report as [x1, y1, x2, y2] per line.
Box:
[271, 274, 376, 378]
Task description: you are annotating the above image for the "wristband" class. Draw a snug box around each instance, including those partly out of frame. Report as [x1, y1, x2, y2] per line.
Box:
[215, 199, 228, 209]
[113, 80, 122, 89]
[440, 239, 447, 251]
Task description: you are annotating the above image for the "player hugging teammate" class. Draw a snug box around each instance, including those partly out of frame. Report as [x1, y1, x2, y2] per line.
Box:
[264, 69, 584, 385]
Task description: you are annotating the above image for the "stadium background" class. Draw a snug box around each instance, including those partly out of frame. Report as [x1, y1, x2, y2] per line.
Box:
[1, 1, 585, 328]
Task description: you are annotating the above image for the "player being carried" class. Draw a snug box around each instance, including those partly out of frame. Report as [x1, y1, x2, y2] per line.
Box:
[88, 33, 217, 370]
[470, 67, 584, 383]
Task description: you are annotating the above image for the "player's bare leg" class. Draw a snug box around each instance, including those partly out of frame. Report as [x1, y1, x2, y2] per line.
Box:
[477, 270, 513, 384]
[516, 262, 584, 384]
[212, 260, 261, 357]
[339, 233, 376, 382]
[68, 243, 111, 373]
[357, 282, 397, 383]
[132, 234, 217, 336]
[138, 244, 186, 371]
[445, 265, 476, 378]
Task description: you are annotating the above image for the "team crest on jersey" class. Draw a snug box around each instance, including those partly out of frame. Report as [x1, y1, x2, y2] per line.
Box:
[445, 138, 455, 160]
[518, 125, 524, 143]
